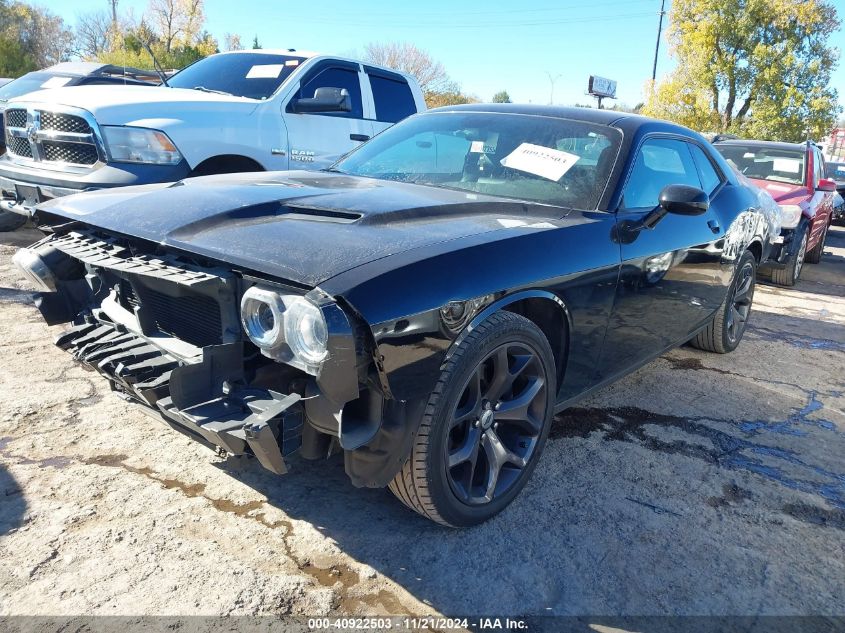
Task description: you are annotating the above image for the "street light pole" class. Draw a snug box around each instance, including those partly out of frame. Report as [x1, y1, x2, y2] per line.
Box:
[652, 0, 667, 83]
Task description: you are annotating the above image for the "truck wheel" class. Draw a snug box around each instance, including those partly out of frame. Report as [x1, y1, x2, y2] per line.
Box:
[0, 210, 26, 232]
[691, 250, 756, 354]
[804, 222, 828, 265]
[771, 226, 807, 287]
[388, 311, 556, 527]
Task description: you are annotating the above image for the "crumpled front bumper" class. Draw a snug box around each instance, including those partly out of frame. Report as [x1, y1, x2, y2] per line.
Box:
[56, 319, 304, 474]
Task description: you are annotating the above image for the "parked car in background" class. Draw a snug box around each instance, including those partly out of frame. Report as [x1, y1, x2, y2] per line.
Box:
[0, 62, 160, 231]
[714, 139, 836, 286]
[825, 161, 845, 223]
[0, 49, 425, 232]
[16, 105, 774, 526]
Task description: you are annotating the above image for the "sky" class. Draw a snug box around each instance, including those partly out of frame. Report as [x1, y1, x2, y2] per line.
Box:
[44, 0, 845, 111]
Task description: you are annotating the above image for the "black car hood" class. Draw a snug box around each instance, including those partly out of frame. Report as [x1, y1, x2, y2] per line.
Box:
[39, 170, 567, 287]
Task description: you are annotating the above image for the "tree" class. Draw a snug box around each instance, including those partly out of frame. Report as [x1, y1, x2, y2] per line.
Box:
[426, 90, 480, 109]
[642, 0, 841, 141]
[223, 32, 242, 51]
[0, 0, 74, 74]
[251, 35, 261, 49]
[492, 90, 511, 103]
[76, 9, 114, 58]
[146, 0, 204, 52]
[364, 42, 457, 99]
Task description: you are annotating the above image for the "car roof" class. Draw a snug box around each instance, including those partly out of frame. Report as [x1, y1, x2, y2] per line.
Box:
[714, 139, 808, 153]
[428, 103, 699, 135]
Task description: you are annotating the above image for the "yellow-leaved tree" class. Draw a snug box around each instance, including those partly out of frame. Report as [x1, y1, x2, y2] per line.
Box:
[643, 0, 841, 141]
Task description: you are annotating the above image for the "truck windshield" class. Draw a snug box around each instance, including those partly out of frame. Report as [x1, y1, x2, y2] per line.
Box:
[333, 111, 622, 209]
[0, 73, 76, 101]
[715, 144, 806, 186]
[826, 162, 845, 181]
[167, 53, 307, 100]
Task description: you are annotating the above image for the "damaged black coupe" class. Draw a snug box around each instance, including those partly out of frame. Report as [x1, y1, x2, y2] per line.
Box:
[15, 105, 776, 526]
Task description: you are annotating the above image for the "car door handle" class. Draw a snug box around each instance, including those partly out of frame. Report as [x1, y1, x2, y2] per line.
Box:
[350, 134, 370, 142]
[707, 219, 721, 234]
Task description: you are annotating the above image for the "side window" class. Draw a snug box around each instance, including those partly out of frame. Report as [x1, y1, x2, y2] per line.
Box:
[370, 75, 416, 123]
[689, 144, 722, 195]
[292, 67, 363, 119]
[813, 148, 824, 186]
[622, 138, 701, 209]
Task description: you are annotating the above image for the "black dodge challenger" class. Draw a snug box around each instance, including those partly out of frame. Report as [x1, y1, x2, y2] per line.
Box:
[14, 105, 777, 526]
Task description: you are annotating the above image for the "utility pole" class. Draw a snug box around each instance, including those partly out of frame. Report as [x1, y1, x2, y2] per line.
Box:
[651, 0, 667, 83]
[545, 71, 562, 105]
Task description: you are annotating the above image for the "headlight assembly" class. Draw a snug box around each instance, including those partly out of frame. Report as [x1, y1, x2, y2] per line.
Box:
[101, 126, 183, 165]
[780, 204, 803, 230]
[240, 286, 329, 375]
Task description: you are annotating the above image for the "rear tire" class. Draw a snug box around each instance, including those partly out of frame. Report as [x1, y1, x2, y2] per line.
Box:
[771, 225, 808, 287]
[388, 311, 556, 527]
[0, 210, 26, 232]
[691, 250, 756, 354]
[804, 222, 828, 265]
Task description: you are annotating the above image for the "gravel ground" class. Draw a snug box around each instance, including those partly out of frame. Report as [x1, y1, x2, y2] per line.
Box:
[0, 225, 843, 621]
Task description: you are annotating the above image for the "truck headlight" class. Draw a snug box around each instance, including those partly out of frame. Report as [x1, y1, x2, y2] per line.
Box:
[780, 204, 803, 230]
[12, 247, 57, 292]
[240, 286, 329, 375]
[101, 126, 182, 165]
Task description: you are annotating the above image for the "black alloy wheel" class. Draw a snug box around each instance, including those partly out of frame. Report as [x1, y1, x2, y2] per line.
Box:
[389, 311, 556, 527]
[445, 342, 547, 505]
[725, 258, 755, 346]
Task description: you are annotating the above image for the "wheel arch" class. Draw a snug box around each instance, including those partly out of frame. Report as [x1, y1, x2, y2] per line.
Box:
[449, 289, 571, 391]
[189, 154, 265, 176]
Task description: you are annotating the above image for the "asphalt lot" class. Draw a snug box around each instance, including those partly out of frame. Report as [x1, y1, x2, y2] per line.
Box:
[0, 224, 843, 621]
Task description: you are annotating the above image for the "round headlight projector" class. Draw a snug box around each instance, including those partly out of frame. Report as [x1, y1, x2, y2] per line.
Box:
[240, 286, 329, 375]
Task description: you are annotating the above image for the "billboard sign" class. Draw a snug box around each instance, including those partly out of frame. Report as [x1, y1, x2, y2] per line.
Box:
[588, 75, 617, 99]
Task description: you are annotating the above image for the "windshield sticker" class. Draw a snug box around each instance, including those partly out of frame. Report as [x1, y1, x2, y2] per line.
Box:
[500, 143, 579, 181]
[41, 76, 73, 89]
[470, 141, 485, 153]
[246, 64, 284, 79]
[772, 158, 801, 173]
[285, 60, 300, 67]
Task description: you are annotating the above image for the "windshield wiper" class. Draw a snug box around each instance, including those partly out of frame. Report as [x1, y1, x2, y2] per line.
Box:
[192, 86, 233, 96]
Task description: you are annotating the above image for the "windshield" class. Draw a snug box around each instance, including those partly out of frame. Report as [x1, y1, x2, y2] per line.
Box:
[167, 53, 306, 99]
[334, 112, 622, 209]
[0, 72, 76, 101]
[715, 144, 806, 186]
[826, 162, 845, 181]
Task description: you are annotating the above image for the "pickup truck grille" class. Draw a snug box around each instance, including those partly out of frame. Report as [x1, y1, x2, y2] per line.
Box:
[7, 136, 33, 158]
[39, 112, 92, 135]
[5, 109, 26, 129]
[4, 105, 102, 169]
[42, 141, 98, 165]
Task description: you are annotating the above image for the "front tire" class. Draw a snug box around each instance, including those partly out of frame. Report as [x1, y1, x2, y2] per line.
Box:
[389, 311, 556, 527]
[805, 221, 828, 265]
[691, 249, 756, 354]
[771, 225, 808, 286]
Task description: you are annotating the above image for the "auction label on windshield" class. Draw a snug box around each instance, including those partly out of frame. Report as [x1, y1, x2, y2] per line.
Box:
[500, 143, 579, 181]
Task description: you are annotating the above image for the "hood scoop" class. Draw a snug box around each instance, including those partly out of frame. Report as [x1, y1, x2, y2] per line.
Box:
[166, 201, 362, 240]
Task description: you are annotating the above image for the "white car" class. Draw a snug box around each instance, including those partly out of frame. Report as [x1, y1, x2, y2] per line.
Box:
[0, 49, 425, 227]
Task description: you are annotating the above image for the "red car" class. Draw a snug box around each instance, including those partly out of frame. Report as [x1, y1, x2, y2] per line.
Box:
[714, 140, 837, 285]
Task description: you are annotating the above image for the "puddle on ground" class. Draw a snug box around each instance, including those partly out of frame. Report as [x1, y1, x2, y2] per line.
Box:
[748, 326, 845, 353]
[552, 404, 845, 509]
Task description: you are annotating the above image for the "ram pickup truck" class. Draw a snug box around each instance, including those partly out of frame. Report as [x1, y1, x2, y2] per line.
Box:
[0, 49, 425, 229]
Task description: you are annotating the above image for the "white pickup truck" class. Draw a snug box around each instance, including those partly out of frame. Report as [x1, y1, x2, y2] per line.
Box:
[0, 49, 425, 229]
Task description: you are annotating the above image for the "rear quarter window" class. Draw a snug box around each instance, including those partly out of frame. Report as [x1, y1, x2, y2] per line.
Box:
[370, 75, 417, 123]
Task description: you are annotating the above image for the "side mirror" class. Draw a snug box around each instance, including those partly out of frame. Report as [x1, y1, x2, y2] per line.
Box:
[291, 87, 351, 114]
[817, 178, 837, 193]
[659, 184, 709, 216]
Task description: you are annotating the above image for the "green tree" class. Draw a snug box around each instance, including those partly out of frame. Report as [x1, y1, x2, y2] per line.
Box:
[492, 90, 511, 103]
[252, 35, 261, 49]
[643, 0, 841, 141]
[0, 0, 73, 76]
